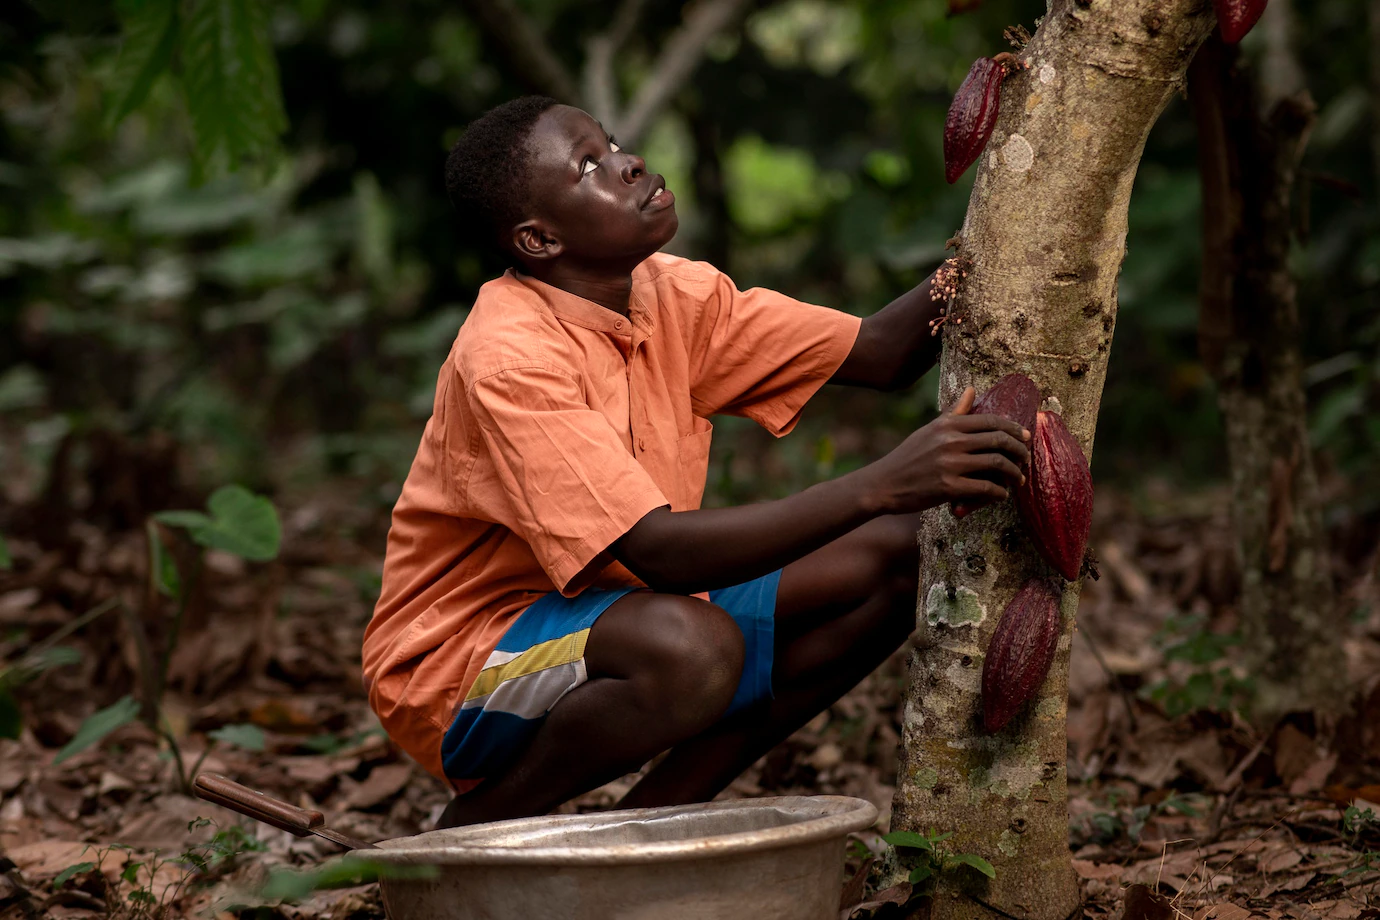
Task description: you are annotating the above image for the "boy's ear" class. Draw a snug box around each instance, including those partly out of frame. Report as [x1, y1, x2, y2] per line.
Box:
[512, 220, 562, 263]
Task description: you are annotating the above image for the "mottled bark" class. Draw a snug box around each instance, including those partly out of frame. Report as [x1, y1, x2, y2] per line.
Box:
[1190, 38, 1341, 718]
[889, 2, 1213, 918]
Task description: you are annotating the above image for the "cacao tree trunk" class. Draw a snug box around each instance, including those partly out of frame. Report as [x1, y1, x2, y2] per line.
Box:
[889, 2, 1213, 917]
[1189, 36, 1342, 718]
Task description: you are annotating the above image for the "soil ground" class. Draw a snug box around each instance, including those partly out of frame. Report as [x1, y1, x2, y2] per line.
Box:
[1, 478, 1377, 920]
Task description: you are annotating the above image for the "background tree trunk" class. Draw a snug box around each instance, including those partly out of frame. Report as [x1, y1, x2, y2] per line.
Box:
[1189, 29, 1341, 719]
[889, 2, 1213, 917]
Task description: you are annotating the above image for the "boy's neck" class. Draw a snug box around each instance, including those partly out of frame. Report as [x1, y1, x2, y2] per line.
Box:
[522, 264, 635, 317]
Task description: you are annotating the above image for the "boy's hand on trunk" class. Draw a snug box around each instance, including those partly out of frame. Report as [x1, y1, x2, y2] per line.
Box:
[861, 386, 1030, 515]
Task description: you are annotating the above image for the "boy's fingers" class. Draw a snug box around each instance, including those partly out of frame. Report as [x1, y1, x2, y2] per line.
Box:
[962, 431, 1031, 467]
[953, 413, 1031, 443]
[957, 451, 1025, 486]
[953, 477, 1009, 500]
[947, 386, 977, 416]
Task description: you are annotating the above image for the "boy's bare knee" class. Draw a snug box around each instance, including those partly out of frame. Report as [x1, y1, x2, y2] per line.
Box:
[632, 595, 745, 727]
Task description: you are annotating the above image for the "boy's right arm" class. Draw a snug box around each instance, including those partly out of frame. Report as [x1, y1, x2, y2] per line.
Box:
[611, 387, 1029, 596]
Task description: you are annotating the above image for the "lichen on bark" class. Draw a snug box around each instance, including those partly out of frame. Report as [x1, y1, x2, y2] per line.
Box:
[890, 2, 1214, 917]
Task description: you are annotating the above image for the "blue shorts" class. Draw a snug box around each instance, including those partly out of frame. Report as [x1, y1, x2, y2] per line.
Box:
[439, 570, 781, 792]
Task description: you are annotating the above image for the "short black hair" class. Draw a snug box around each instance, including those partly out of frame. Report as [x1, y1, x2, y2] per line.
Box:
[444, 95, 559, 257]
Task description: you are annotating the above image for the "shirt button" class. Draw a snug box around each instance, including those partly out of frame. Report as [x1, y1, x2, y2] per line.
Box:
[638, 438, 646, 451]
[615, 320, 624, 330]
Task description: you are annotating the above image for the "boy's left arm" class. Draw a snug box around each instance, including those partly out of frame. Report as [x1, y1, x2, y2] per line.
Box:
[832, 271, 943, 391]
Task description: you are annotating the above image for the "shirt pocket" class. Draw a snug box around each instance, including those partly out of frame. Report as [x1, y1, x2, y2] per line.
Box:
[674, 416, 714, 511]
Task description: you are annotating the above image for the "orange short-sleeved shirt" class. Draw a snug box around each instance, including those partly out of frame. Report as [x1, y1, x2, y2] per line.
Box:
[362, 253, 861, 781]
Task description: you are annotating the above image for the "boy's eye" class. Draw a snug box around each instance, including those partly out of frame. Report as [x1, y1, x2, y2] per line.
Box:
[582, 158, 597, 176]
[609, 137, 620, 152]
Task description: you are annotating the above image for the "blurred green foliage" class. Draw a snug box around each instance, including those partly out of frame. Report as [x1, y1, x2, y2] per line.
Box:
[0, 0, 1375, 528]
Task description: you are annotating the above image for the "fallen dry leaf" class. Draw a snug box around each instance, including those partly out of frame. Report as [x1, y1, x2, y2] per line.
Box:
[1073, 859, 1124, 881]
[842, 881, 912, 920]
[1123, 883, 1175, 920]
[7, 840, 94, 880]
[1192, 903, 1252, 920]
[342, 763, 412, 810]
[1258, 848, 1304, 874]
[838, 856, 875, 911]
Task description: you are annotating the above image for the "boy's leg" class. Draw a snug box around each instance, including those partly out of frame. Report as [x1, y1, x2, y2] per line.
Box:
[614, 513, 921, 809]
[436, 592, 747, 828]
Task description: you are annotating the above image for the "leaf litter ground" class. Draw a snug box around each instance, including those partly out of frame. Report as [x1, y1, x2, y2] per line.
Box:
[1, 480, 1377, 919]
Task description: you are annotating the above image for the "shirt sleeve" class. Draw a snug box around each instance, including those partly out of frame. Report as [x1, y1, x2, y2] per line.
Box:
[467, 363, 670, 596]
[688, 264, 862, 436]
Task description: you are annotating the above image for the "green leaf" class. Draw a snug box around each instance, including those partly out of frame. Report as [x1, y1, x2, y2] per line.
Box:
[54, 695, 141, 764]
[106, 0, 178, 128]
[947, 853, 996, 878]
[202, 485, 281, 559]
[152, 532, 181, 596]
[152, 510, 213, 529]
[179, 0, 288, 176]
[208, 722, 265, 751]
[53, 861, 96, 888]
[146, 520, 181, 598]
[155, 485, 281, 561]
[881, 831, 933, 851]
[3, 645, 83, 690]
[907, 863, 933, 885]
[0, 534, 11, 570]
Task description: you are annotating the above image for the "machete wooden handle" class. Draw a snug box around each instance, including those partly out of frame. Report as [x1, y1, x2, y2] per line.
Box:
[194, 772, 324, 837]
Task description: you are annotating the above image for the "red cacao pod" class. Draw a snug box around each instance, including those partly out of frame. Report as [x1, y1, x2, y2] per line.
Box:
[982, 578, 1062, 733]
[952, 374, 1040, 518]
[1214, 0, 1267, 43]
[1015, 410, 1093, 581]
[944, 57, 1004, 184]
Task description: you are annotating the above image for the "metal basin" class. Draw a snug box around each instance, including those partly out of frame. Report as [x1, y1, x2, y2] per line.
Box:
[367, 795, 878, 920]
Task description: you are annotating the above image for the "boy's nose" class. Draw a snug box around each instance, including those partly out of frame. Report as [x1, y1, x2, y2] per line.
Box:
[620, 154, 646, 183]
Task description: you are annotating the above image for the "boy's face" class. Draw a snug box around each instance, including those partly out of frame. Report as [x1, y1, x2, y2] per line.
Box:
[511, 105, 678, 270]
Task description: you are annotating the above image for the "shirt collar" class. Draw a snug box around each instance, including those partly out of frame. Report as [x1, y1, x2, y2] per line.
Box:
[508, 266, 658, 342]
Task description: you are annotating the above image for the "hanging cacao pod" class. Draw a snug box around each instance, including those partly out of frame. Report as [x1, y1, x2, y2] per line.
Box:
[952, 374, 1040, 519]
[1214, 0, 1267, 44]
[1015, 410, 1093, 581]
[943, 57, 1005, 184]
[982, 578, 1062, 733]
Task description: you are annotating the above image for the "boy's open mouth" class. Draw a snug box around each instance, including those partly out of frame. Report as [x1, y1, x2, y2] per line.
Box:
[642, 178, 674, 210]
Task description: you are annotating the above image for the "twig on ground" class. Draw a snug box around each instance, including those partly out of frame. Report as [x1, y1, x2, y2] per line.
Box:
[1205, 785, 1243, 843]
[1074, 620, 1139, 733]
[1215, 729, 1271, 793]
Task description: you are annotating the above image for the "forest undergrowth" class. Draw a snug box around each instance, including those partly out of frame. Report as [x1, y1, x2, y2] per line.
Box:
[1, 469, 1378, 920]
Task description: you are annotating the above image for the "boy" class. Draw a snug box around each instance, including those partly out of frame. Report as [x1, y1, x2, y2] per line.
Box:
[362, 96, 1030, 829]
